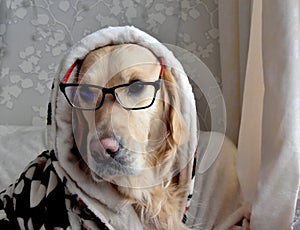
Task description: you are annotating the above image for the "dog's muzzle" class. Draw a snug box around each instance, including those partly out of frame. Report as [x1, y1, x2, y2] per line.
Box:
[90, 136, 120, 161]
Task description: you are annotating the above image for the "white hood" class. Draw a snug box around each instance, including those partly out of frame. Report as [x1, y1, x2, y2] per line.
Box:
[46, 26, 198, 229]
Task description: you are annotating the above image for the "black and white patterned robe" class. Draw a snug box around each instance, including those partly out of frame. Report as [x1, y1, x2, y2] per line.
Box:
[0, 150, 109, 229]
[0, 26, 199, 230]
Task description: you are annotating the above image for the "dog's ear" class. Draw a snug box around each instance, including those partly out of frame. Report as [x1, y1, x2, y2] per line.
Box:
[162, 68, 189, 146]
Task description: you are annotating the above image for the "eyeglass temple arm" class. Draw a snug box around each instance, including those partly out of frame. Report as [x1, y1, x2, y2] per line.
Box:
[62, 60, 78, 83]
[159, 57, 165, 78]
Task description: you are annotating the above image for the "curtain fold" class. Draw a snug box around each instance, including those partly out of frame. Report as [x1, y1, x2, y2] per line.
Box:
[219, 0, 300, 228]
[218, 0, 242, 145]
[236, 0, 263, 207]
[251, 0, 300, 228]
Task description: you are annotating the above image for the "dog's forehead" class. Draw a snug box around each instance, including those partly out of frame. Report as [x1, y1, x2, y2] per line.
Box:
[116, 45, 157, 65]
[78, 44, 160, 85]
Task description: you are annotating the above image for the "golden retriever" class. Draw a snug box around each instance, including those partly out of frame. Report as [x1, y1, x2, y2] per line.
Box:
[70, 44, 188, 229]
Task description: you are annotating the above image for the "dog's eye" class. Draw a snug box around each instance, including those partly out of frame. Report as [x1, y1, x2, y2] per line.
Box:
[78, 86, 99, 102]
[127, 81, 145, 96]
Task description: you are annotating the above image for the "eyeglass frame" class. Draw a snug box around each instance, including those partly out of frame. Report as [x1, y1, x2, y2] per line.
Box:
[59, 56, 165, 111]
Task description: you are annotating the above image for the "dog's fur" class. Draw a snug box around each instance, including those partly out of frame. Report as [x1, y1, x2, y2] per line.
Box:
[72, 44, 189, 229]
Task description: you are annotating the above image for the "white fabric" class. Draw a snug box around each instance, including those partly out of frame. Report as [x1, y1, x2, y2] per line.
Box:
[251, 0, 300, 229]
[187, 131, 245, 229]
[236, 0, 264, 206]
[0, 125, 47, 189]
[219, 0, 300, 229]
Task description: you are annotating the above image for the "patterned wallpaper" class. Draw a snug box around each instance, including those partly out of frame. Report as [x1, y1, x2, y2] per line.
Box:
[0, 0, 220, 127]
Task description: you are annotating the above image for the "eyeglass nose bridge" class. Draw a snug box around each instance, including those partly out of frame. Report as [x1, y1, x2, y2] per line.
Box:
[95, 87, 121, 110]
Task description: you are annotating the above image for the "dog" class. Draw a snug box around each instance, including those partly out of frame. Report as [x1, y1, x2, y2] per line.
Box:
[0, 26, 245, 229]
[68, 44, 189, 229]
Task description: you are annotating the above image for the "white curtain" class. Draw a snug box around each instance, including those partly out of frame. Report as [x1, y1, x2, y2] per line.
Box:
[219, 0, 300, 229]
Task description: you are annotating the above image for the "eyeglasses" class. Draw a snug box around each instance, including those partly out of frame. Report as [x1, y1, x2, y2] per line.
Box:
[59, 57, 165, 111]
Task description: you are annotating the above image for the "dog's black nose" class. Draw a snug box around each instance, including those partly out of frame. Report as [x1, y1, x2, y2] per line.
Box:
[100, 138, 120, 158]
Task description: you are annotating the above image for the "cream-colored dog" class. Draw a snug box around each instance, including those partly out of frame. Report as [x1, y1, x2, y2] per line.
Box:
[70, 44, 189, 229]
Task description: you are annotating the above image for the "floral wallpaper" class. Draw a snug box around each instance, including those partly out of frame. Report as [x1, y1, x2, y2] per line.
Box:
[0, 0, 220, 126]
[1, 1, 299, 224]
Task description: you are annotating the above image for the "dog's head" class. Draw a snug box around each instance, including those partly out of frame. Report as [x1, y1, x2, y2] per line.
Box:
[69, 44, 188, 188]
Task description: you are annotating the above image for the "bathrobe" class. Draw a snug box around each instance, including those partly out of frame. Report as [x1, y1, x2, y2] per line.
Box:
[0, 26, 245, 229]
